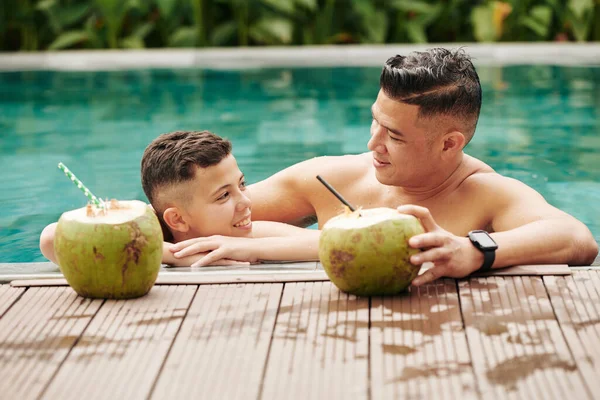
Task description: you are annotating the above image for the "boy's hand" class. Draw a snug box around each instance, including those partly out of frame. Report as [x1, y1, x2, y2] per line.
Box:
[170, 236, 258, 267]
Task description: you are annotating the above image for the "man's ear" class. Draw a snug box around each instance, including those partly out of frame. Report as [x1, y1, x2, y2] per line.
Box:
[441, 130, 466, 155]
[163, 207, 190, 234]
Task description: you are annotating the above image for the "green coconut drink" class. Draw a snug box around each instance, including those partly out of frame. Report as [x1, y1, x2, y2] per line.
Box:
[54, 163, 162, 299]
[54, 200, 163, 299]
[319, 207, 425, 296]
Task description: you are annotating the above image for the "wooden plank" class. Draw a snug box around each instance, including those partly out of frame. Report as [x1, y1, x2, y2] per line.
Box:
[150, 283, 282, 399]
[42, 285, 196, 400]
[459, 276, 591, 400]
[472, 264, 571, 277]
[10, 271, 330, 287]
[544, 271, 600, 393]
[0, 287, 102, 400]
[370, 280, 478, 400]
[0, 284, 25, 317]
[260, 281, 369, 399]
[9, 264, 572, 290]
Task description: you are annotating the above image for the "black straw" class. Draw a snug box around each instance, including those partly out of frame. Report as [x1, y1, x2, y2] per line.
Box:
[316, 175, 357, 212]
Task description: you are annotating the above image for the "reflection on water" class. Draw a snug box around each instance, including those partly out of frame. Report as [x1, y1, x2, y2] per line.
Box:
[0, 65, 599, 262]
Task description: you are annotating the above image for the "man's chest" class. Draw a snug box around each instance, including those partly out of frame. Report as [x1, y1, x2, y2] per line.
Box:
[313, 188, 489, 234]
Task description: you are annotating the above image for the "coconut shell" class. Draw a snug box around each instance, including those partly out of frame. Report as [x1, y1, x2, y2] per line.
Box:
[318, 207, 424, 296]
[54, 200, 163, 299]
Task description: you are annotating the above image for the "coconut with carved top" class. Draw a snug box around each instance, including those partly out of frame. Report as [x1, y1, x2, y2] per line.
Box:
[318, 207, 425, 296]
[54, 200, 163, 299]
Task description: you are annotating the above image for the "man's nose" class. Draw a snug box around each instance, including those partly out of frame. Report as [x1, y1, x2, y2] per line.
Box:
[368, 123, 387, 154]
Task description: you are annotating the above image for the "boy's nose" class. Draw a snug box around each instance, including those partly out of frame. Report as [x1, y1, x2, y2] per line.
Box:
[236, 192, 251, 211]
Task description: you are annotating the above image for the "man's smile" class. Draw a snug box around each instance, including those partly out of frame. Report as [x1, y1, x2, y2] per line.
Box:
[373, 156, 391, 168]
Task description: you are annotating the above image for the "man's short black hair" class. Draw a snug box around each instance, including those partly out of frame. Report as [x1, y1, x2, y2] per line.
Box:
[380, 48, 482, 140]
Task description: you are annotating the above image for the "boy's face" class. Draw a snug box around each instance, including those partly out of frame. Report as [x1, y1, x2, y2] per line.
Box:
[180, 154, 252, 238]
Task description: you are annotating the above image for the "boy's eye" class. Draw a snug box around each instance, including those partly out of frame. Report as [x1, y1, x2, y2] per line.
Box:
[218, 192, 230, 200]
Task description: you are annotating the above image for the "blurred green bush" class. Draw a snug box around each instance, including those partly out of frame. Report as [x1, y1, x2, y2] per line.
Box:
[1, 0, 598, 51]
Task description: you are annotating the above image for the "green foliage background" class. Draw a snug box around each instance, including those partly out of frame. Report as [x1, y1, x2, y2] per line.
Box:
[1, 0, 599, 51]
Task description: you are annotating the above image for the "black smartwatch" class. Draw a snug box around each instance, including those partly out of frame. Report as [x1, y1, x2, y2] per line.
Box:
[468, 230, 498, 272]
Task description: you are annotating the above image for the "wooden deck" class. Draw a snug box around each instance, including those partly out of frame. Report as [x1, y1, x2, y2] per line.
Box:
[1, 266, 599, 399]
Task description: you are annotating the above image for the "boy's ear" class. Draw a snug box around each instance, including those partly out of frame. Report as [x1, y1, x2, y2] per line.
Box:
[162, 207, 190, 234]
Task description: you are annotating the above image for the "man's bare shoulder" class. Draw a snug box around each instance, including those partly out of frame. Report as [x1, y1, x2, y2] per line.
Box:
[287, 152, 371, 172]
[248, 153, 372, 225]
[279, 152, 372, 186]
[460, 156, 544, 201]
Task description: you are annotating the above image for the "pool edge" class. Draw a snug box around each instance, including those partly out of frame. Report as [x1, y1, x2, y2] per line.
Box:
[0, 43, 599, 72]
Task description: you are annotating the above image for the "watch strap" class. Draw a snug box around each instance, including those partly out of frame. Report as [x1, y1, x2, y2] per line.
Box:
[479, 249, 496, 272]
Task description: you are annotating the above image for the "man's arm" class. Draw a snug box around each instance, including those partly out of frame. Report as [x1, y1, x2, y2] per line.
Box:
[488, 176, 598, 267]
[248, 159, 318, 225]
[402, 175, 598, 286]
[248, 154, 367, 225]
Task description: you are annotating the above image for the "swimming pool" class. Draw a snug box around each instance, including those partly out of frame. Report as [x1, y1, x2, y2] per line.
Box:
[1, 64, 599, 262]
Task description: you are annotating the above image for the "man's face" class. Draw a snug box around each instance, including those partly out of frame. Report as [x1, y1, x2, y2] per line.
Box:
[181, 154, 253, 238]
[367, 89, 441, 187]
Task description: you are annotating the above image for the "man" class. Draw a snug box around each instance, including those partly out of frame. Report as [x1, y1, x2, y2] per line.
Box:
[248, 47, 598, 286]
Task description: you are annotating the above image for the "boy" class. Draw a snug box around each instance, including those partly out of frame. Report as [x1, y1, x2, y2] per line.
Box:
[40, 130, 320, 267]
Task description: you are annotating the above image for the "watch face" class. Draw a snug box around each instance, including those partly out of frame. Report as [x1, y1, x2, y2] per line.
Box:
[470, 231, 498, 250]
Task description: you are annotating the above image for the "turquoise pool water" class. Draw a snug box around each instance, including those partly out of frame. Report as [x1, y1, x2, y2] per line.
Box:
[1, 65, 599, 262]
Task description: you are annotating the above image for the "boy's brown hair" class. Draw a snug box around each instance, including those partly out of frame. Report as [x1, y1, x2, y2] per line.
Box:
[141, 130, 232, 241]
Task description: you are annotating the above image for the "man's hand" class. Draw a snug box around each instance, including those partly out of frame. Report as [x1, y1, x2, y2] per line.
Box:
[170, 236, 258, 267]
[397, 205, 484, 286]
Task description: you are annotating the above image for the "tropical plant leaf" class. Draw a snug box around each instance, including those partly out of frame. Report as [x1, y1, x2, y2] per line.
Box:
[36, 0, 62, 35]
[471, 4, 496, 42]
[132, 22, 154, 39]
[568, 0, 594, 20]
[210, 21, 237, 45]
[390, 0, 438, 14]
[261, 0, 295, 15]
[120, 36, 145, 48]
[364, 10, 388, 43]
[295, 0, 317, 12]
[155, 0, 178, 18]
[568, 8, 594, 41]
[168, 27, 197, 46]
[84, 15, 103, 48]
[405, 20, 427, 43]
[36, 0, 56, 12]
[249, 18, 293, 44]
[93, 0, 131, 47]
[56, 3, 91, 28]
[352, 0, 385, 43]
[47, 30, 88, 50]
[520, 5, 552, 38]
[414, 3, 443, 26]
